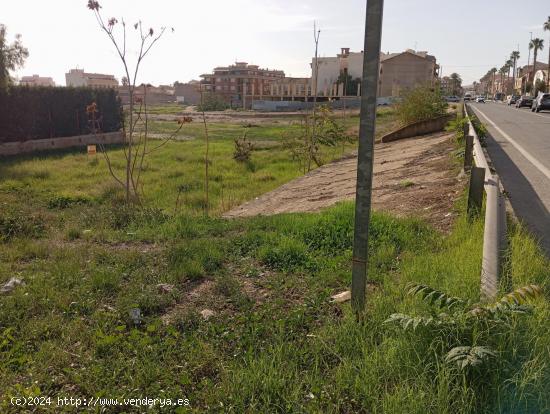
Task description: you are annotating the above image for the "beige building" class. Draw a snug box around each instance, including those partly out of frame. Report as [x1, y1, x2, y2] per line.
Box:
[65, 68, 118, 88]
[311, 48, 438, 98]
[377, 50, 438, 96]
[19, 74, 55, 87]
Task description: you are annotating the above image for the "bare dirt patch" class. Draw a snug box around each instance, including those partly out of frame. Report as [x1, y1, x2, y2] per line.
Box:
[224, 132, 464, 232]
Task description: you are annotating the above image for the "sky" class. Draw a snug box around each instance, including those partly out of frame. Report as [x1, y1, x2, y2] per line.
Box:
[4, 0, 549, 86]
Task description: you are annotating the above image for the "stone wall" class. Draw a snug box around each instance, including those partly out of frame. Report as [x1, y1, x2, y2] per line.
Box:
[380, 114, 454, 143]
[0, 131, 124, 156]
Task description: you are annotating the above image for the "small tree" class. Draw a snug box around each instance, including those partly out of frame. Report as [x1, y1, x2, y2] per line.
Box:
[0, 24, 29, 91]
[395, 86, 447, 125]
[87, 1, 186, 204]
[196, 93, 228, 111]
[284, 106, 353, 172]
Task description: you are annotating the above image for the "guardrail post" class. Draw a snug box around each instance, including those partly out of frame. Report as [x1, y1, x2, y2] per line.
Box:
[464, 135, 474, 171]
[462, 118, 469, 138]
[467, 166, 485, 218]
[480, 176, 501, 302]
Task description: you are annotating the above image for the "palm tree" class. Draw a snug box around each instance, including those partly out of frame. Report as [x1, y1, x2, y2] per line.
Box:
[450, 72, 462, 95]
[506, 59, 513, 94]
[544, 16, 550, 90]
[490, 67, 497, 96]
[510, 51, 520, 94]
[529, 38, 544, 84]
[499, 66, 508, 93]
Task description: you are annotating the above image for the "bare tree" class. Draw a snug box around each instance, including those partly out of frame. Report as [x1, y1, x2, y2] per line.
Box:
[199, 86, 211, 215]
[308, 22, 321, 172]
[87, 0, 185, 204]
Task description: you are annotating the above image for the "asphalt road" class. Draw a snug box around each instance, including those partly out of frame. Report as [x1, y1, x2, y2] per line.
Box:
[469, 101, 550, 255]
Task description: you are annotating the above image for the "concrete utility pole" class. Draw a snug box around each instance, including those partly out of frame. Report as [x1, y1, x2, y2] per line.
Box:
[351, 0, 384, 314]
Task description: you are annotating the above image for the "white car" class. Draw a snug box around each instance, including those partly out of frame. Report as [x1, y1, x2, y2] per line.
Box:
[475, 96, 485, 103]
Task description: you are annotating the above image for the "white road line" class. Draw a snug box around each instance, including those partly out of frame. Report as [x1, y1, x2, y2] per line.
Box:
[472, 106, 550, 180]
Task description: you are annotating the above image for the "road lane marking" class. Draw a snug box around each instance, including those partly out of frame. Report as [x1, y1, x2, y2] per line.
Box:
[483, 102, 550, 121]
[472, 106, 550, 181]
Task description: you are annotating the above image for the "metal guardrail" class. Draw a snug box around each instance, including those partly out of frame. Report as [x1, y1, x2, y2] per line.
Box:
[464, 103, 507, 301]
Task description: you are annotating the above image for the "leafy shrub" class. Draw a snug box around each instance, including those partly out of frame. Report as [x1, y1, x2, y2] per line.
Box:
[469, 113, 488, 146]
[196, 93, 229, 112]
[386, 283, 544, 387]
[258, 236, 315, 271]
[395, 86, 447, 125]
[233, 134, 255, 163]
[47, 194, 90, 209]
[0, 211, 45, 241]
[446, 116, 469, 144]
[108, 206, 168, 230]
[168, 239, 224, 280]
[66, 227, 81, 240]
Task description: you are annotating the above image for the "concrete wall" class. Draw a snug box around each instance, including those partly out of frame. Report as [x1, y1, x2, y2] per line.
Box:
[380, 114, 453, 143]
[252, 98, 362, 112]
[0, 131, 124, 156]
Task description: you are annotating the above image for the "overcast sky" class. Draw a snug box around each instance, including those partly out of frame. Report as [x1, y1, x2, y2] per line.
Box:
[4, 0, 549, 86]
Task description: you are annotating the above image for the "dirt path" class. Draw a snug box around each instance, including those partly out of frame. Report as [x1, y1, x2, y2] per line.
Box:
[224, 132, 464, 232]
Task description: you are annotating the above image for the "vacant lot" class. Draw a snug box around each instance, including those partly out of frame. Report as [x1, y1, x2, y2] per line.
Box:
[225, 131, 462, 232]
[1, 107, 549, 413]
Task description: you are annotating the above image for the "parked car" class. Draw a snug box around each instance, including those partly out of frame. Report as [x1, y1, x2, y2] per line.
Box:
[515, 96, 534, 108]
[507, 95, 520, 105]
[475, 96, 485, 103]
[445, 95, 460, 102]
[531, 92, 550, 113]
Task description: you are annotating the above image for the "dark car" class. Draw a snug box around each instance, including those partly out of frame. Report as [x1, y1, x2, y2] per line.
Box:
[515, 96, 534, 108]
[531, 93, 550, 112]
[507, 95, 520, 105]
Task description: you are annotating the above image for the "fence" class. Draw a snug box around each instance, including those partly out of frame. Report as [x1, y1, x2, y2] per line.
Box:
[464, 103, 507, 301]
[0, 131, 124, 156]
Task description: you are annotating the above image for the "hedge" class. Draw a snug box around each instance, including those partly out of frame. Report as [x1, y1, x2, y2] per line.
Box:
[0, 86, 122, 143]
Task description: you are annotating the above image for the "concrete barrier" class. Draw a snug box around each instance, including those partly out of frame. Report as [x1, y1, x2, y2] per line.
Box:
[0, 131, 124, 156]
[380, 113, 454, 143]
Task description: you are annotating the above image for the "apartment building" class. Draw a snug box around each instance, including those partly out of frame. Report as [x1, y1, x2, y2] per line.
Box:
[311, 48, 439, 98]
[19, 74, 55, 87]
[514, 62, 549, 93]
[199, 62, 285, 104]
[65, 68, 118, 88]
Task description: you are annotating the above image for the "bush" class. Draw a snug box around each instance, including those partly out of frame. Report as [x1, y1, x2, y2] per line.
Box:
[233, 135, 255, 162]
[395, 86, 447, 125]
[47, 194, 90, 209]
[0, 86, 122, 143]
[196, 93, 229, 112]
[258, 237, 315, 271]
[0, 211, 45, 241]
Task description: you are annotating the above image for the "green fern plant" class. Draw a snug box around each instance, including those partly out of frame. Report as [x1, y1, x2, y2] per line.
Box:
[385, 283, 544, 372]
[445, 346, 497, 369]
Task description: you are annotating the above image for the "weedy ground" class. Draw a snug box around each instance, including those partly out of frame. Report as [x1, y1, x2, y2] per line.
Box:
[0, 106, 548, 413]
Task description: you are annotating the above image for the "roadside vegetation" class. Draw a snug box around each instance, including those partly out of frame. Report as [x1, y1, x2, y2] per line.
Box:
[1, 183, 548, 412]
[1, 94, 548, 413]
[395, 85, 447, 125]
